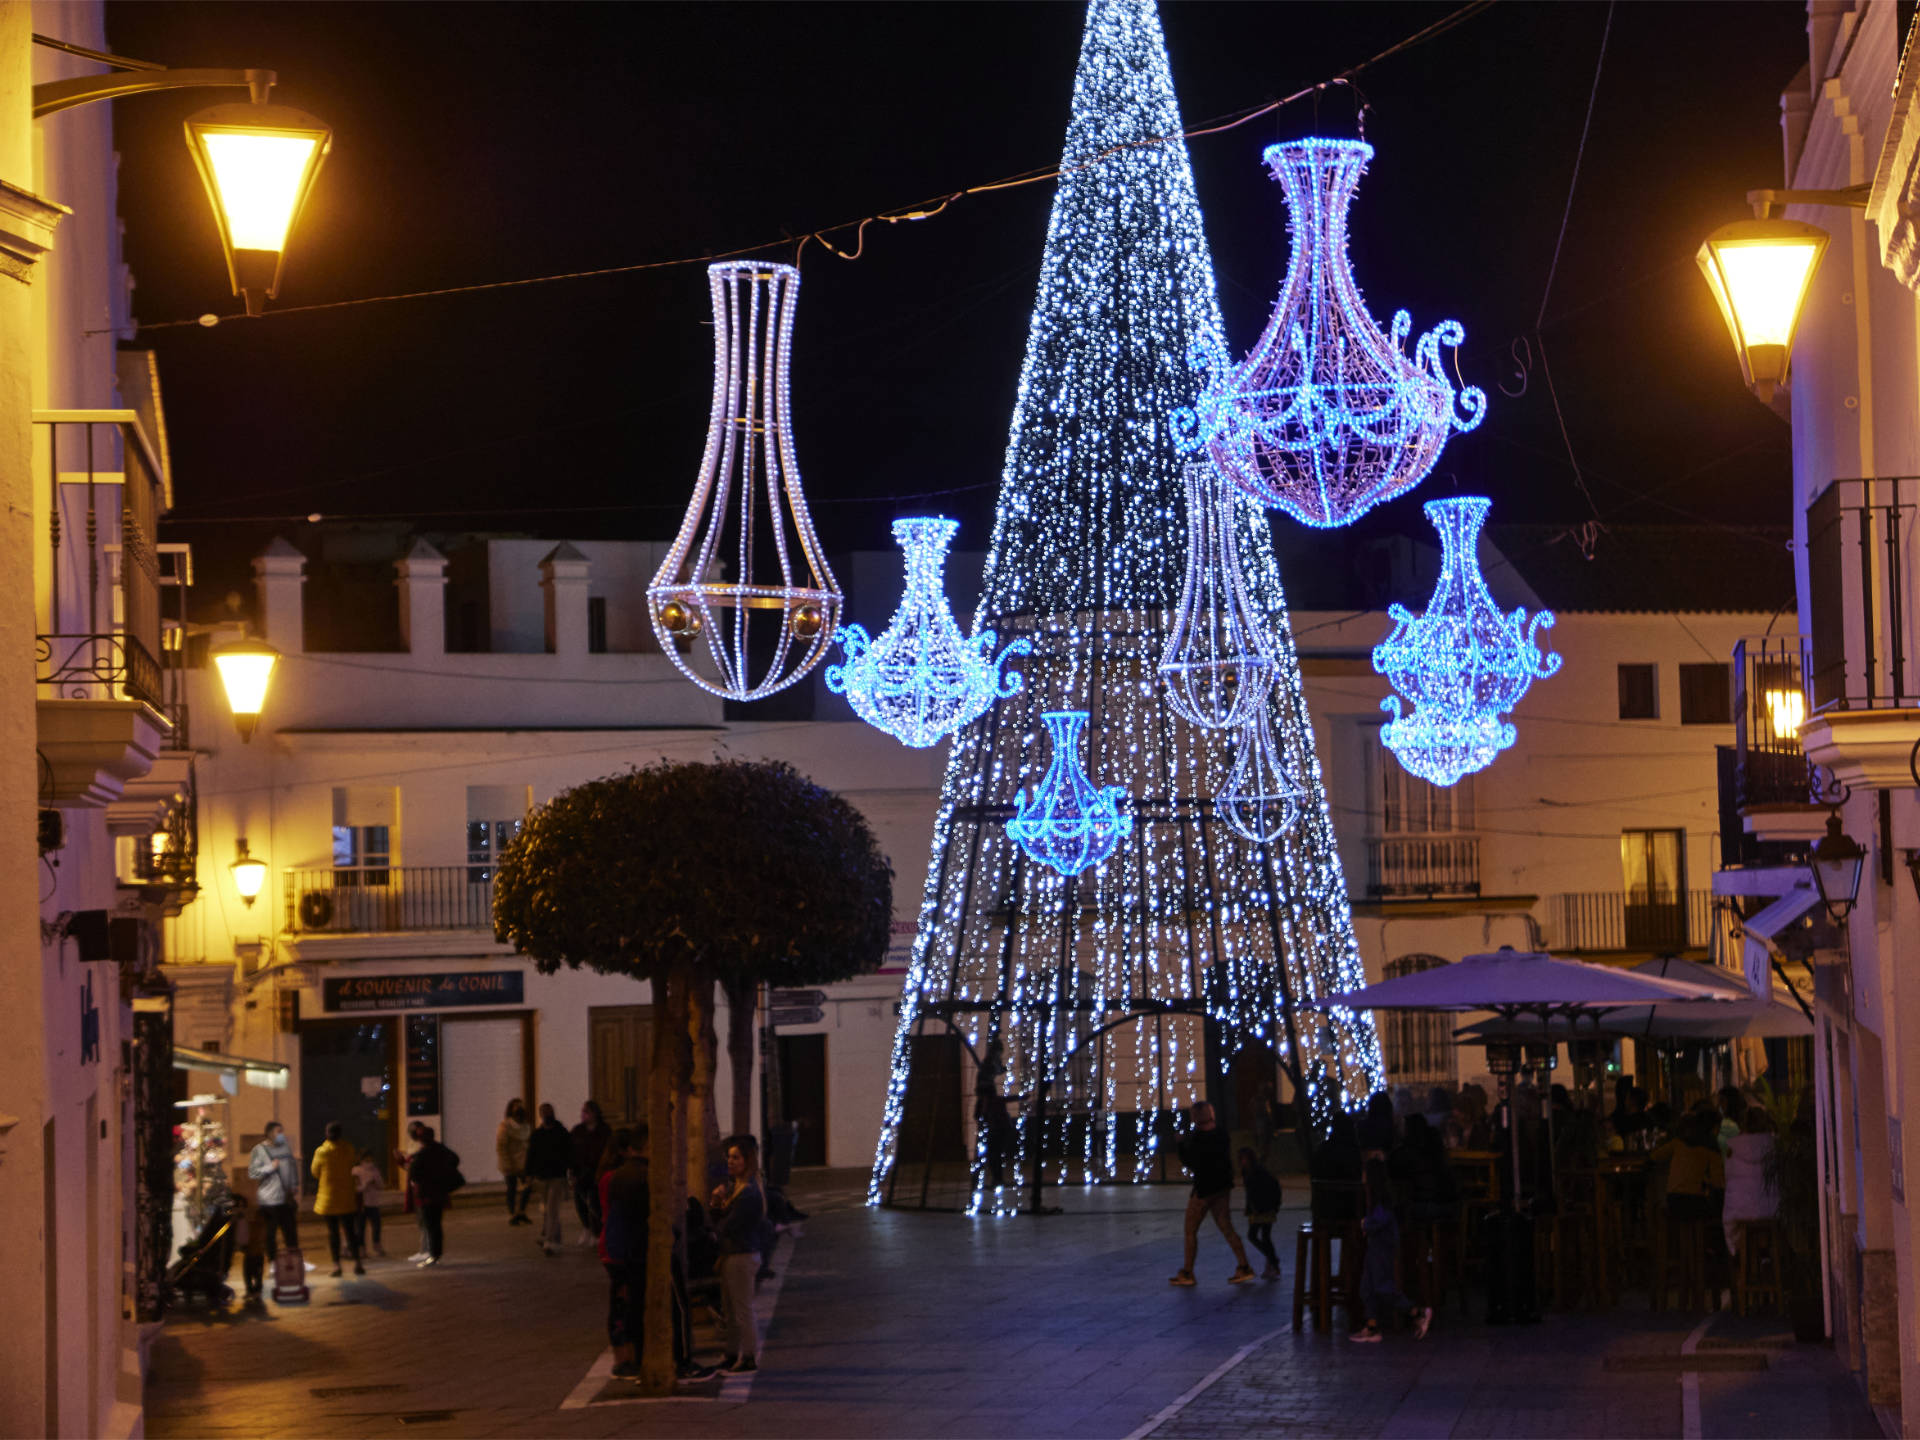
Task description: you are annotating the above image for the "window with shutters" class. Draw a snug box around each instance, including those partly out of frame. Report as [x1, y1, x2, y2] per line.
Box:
[1618, 663, 1659, 719]
[1366, 741, 1479, 897]
[1379, 955, 1453, 1087]
[331, 824, 390, 887]
[1679, 663, 1732, 725]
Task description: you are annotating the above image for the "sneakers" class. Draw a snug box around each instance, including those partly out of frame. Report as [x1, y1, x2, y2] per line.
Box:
[1228, 1266, 1256, 1285]
[414, 1255, 440, 1268]
[1413, 1306, 1433, 1340]
[677, 1365, 719, 1383]
[1350, 1324, 1382, 1343]
[406, 1251, 427, 1263]
[1261, 1266, 1282, 1281]
[1168, 1271, 1197, 1287]
[610, 1361, 641, 1381]
[725, 1356, 758, 1374]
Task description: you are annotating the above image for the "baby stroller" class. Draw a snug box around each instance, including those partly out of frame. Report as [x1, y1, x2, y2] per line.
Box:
[166, 1195, 238, 1308]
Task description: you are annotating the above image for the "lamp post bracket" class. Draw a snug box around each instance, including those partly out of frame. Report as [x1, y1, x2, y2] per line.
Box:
[32, 66, 276, 119]
[1748, 184, 1871, 219]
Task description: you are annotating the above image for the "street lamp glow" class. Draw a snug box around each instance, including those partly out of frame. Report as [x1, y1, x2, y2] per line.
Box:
[230, 840, 267, 907]
[185, 102, 332, 316]
[1696, 218, 1829, 403]
[211, 638, 278, 742]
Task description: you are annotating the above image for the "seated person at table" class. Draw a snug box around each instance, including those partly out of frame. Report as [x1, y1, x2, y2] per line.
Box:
[1445, 1087, 1491, 1150]
[1611, 1085, 1650, 1140]
[1654, 1112, 1726, 1229]
[1389, 1114, 1458, 1220]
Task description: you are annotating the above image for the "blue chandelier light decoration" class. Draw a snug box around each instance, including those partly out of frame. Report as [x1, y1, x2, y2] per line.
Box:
[1159, 460, 1275, 729]
[1371, 496, 1561, 787]
[1216, 708, 1304, 843]
[1172, 138, 1486, 530]
[1007, 711, 1133, 876]
[826, 517, 1030, 748]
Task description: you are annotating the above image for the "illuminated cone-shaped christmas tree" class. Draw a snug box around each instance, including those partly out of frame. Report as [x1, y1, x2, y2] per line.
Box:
[870, 0, 1383, 1215]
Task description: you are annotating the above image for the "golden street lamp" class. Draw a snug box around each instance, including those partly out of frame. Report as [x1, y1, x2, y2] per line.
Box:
[31, 36, 331, 316]
[211, 637, 278, 742]
[1697, 185, 1866, 406]
[230, 839, 268, 908]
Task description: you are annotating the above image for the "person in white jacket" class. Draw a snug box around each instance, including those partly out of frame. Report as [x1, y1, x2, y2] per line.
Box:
[1722, 1105, 1778, 1254]
[247, 1121, 301, 1259]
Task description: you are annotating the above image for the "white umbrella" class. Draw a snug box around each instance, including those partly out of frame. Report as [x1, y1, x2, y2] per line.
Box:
[1451, 957, 1809, 1043]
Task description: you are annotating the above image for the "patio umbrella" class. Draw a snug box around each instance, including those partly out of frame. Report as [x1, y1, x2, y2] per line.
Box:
[1314, 946, 1734, 1201]
[1451, 958, 1810, 1044]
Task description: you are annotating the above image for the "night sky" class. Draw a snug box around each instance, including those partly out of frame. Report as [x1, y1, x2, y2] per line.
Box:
[102, 2, 1808, 605]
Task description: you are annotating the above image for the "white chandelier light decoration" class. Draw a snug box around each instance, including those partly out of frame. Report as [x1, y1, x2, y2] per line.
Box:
[1007, 711, 1133, 877]
[1173, 137, 1486, 530]
[1159, 460, 1275, 729]
[1216, 708, 1304, 843]
[826, 517, 1030, 748]
[1372, 496, 1561, 787]
[648, 261, 841, 700]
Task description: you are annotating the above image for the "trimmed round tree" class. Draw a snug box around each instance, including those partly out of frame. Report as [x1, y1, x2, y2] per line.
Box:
[492, 759, 891, 1392]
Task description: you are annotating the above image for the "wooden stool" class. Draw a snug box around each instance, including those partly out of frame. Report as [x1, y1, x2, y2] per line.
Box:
[1653, 1215, 1711, 1312]
[1734, 1220, 1782, 1316]
[1291, 1219, 1359, 1332]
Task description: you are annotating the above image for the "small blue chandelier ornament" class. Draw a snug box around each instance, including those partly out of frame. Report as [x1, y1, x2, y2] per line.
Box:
[1216, 708, 1304, 843]
[1372, 496, 1561, 786]
[826, 517, 1030, 749]
[1172, 138, 1486, 530]
[1007, 711, 1133, 876]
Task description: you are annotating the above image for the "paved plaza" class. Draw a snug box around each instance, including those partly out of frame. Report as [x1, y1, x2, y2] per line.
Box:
[144, 1171, 1883, 1439]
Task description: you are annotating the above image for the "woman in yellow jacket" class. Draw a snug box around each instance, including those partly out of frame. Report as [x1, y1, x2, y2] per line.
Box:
[312, 1121, 366, 1277]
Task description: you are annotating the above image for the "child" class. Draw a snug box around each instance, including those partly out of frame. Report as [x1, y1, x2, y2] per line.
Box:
[351, 1152, 387, 1258]
[1352, 1156, 1432, 1343]
[231, 1193, 267, 1301]
[1238, 1147, 1283, 1280]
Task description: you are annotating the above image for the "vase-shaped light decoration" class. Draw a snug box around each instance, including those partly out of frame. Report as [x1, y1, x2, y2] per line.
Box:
[1371, 496, 1561, 786]
[1215, 707, 1304, 843]
[1007, 711, 1133, 876]
[1159, 460, 1275, 729]
[1172, 138, 1487, 529]
[826, 517, 1030, 748]
[648, 261, 842, 700]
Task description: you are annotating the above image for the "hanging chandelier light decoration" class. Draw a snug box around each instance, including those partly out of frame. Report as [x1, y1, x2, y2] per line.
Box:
[826, 517, 1030, 748]
[1372, 495, 1560, 787]
[1159, 460, 1275, 729]
[1173, 138, 1486, 529]
[648, 261, 841, 701]
[1215, 707, 1304, 843]
[1006, 711, 1133, 876]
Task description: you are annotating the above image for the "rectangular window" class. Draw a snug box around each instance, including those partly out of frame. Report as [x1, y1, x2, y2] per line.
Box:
[587, 596, 608, 654]
[1617, 663, 1658, 720]
[1679, 662, 1733, 725]
[1621, 827, 1688, 948]
[331, 824, 391, 886]
[1376, 747, 1474, 835]
[466, 819, 521, 884]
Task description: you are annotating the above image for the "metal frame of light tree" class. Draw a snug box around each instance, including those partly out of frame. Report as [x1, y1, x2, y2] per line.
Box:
[869, 0, 1383, 1217]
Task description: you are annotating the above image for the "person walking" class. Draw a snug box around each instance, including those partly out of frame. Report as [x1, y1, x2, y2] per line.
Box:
[527, 1102, 572, 1255]
[1238, 1147, 1283, 1280]
[247, 1120, 301, 1263]
[1169, 1101, 1254, 1287]
[571, 1100, 612, 1244]
[710, 1135, 768, 1373]
[497, 1098, 533, 1226]
[351, 1150, 386, 1258]
[596, 1129, 640, 1378]
[311, 1122, 366, 1277]
[1352, 1157, 1432, 1342]
[408, 1125, 462, 1267]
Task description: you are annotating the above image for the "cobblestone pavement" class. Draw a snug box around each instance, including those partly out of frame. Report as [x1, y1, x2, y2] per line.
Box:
[144, 1172, 1883, 1438]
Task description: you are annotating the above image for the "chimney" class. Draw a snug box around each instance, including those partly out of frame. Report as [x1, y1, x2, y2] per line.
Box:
[252, 537, 306, 654]
[539, 542, 591, 656]
[395, 537, 448, 657]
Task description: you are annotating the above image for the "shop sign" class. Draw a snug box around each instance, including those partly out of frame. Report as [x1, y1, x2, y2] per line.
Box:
[323, 970, 524, 1013]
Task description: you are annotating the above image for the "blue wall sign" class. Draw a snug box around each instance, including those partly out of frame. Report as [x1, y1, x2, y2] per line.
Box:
[323, 971, 525, 1013]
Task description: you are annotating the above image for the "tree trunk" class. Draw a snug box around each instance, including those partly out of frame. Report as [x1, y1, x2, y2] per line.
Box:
[641, 967, 682, 1396]
[688, 969, 719, 1201]
[724, 973, 757, 1138]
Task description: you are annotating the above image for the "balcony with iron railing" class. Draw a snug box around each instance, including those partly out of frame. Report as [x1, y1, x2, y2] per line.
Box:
[1554, 889, 1716, 955]
[1365, 834, 1481, 899]
[1800, 476, 1920, 788]
[286, 866, 496, 934]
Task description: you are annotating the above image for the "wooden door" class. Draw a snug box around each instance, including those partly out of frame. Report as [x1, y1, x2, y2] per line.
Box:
[777, 1034, 829, 1167]
[589, 1006, 652, 1130]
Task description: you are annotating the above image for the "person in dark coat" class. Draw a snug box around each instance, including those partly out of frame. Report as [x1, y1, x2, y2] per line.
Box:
[406, 1127, 461, 1268]
[1311, 1111, 1365, 1223]
[1352, 1157, 1432, 1343]
[710, 1135, 769, 1372]
[1389, 1114, 1459, 1221]
[527, 1102, 573, 1255]
[1238, 1147, 1284, 1279]
[1169, 1101, 1254, 1287]
[570, 1101, 612, 1242]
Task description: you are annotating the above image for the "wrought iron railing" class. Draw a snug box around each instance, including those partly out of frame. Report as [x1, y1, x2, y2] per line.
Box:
[1732, 635, 1813, 809]
[1365, 835, 1480, 898]
[1555, 890, 1716, 952]
[285, 865, 495, 933]
[34, 412, 168, 712]
[1806, 477, 1920, 713]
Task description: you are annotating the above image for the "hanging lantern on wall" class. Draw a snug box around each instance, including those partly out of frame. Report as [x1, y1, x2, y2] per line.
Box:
[1173, 138, 1486, 529]
[1159, 460, 1275, 729]
[1372, 496, 1560, 786]
[648, 261, 842, 700]
[1007, 711, 1133, 876]
[826, 517, 1030, 748]
[1215, 707, 1304, 843]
